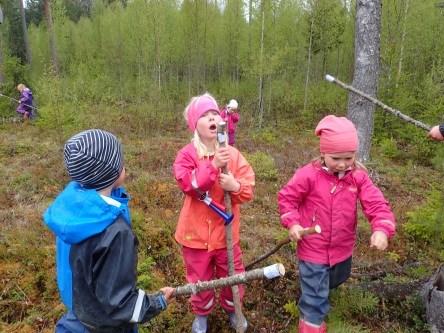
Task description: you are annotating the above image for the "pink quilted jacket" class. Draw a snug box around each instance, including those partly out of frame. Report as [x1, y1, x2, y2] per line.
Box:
[278, 160, 395, 266]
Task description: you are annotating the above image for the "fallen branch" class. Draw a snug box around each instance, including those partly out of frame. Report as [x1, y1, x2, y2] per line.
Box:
[245, 225, 321, 270]
[325, 74, 431, 131]
[174, 263, 285, 297]
[352, 278, 427, 301]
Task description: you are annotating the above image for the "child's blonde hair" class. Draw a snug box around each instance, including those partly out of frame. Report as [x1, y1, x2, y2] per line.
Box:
[192, 130, 220, 159]
[17, 84, 26, 92]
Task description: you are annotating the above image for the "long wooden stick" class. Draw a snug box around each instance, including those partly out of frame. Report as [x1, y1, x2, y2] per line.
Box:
[174, 263, 285, 297]
[217, 121, 246, 333]
[245, 225, 321, 270]
[325, 74, 431, 131]
[0, 93, 38, 110]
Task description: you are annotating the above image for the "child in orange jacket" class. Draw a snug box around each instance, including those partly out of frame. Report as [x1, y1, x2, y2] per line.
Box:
[173, 93, 255, 333]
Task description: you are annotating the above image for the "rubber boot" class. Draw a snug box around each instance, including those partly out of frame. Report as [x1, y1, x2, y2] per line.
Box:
[298, 319, 327, 333]
[192, 315, 208, 333]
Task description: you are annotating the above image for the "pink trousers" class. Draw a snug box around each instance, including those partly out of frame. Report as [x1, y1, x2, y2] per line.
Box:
[182, 244, 245, 315]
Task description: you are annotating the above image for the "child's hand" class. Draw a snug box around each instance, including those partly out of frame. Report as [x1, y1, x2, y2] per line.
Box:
[289, 224, 305, 242]
[160, 287, 175, 303]
[219, 172, 240, 192]
[212, 147, 231, 169]
[370, 231, 388, 250]
[428, 125, 444, 141]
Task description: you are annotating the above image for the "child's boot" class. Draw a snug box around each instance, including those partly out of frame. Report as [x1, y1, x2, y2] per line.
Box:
[298, 319, 327, 333]
[192, 315, 208, 333]
[228, 312, 248, 331]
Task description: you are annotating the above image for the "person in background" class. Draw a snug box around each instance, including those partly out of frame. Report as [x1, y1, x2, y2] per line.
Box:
[428, 124, 444, 141]
[220, 99, 240, 146]
[173, 93, 255, 333]
[16, 84, 34, 120]
[278, 115, 396, 333]
[44, 129, 174, 333]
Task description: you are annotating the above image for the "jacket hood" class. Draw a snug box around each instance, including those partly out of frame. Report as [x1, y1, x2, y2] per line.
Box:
[44, 181, 130, 244]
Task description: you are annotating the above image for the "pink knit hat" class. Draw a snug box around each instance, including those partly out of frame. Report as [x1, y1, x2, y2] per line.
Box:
[315, 115, 358, 153]
[185, 94, 220, 132]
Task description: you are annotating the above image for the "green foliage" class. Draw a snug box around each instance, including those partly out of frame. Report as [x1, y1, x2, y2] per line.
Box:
[405, 189, 444, 245]
[405, 265, 430, 280]
[378, 137, 400, 159]
[283, 290, 374, 332]
[283, 300, 299, 318]
[0, 56, 27, 117]
[330, 288, 379, 320]
[385, 295, 429, 333]
[251, 128, 279, 146]
[326, 320, 371, 333]
[431, 145, 444, 172]
[245, 151, 278, 182]
[137, 256, 156, 290]
[307, 0, 347, 56]
[33, 75, 82, 138]
[305, 83, 347, 117]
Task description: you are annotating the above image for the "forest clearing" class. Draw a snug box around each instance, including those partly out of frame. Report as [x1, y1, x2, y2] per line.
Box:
[1, 118, 442, 333]
[1, 0, 444, 332]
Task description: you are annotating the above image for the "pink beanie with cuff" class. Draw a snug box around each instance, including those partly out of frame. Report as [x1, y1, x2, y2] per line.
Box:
[315, 115, 358, 153]
[186, 94, 220, 132]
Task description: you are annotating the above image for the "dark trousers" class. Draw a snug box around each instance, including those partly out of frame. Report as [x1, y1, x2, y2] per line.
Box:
[56, 311, 91, 333]
[298, 257, 352, 325]
[55, 311, 138, 333]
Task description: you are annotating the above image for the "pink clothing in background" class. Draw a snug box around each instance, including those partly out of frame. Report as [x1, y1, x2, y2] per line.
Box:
[220, 108, 240, 145]
[278, 160, 395, 267]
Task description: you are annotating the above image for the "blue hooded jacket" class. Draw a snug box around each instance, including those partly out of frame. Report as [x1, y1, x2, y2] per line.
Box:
[43, 181, 130, 310]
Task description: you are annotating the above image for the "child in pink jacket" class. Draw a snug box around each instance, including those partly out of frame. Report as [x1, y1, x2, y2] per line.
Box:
[278, 115, 396, 333]
[220, 99, 240, 146]
[173, 93, 255, 333]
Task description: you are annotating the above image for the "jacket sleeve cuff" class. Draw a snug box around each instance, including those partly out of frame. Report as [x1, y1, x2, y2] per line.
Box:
[439, 124, 444, 137]
[157, 294, 168, 311]
[231, 181, 242, 195]
[281, 212, 300, 229]
[285, 220, 300, 229]
[372, 220, 396, 238]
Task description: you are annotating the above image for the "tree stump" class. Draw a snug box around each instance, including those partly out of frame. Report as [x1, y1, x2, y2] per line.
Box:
[420, 265, 444, 332]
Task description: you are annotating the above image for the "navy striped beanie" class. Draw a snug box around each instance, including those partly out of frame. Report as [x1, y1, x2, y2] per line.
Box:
[64, 129, 123, 191]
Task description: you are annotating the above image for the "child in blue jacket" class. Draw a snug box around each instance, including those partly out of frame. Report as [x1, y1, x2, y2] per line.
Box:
[44, 129, 174, 333]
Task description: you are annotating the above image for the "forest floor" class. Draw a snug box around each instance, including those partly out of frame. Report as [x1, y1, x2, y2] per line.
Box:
[0, 113, 441, 333]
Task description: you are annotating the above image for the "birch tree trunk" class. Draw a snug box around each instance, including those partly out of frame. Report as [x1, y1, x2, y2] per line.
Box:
[0, 17, 4, 84]
[0, 44, 4, 84]
[44, 0, 59, 74]
[347, 0, 381, 162]
[303, 15, 314, 114]
[19, 0, 31, 64]
[395, 0, 409, 89]
[248, 0, 252, 61]
[257, 5, 265, 128]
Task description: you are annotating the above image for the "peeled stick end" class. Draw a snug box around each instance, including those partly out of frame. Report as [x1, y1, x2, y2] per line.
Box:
[325, 74, 335, 82]
[263, 263, 286, 279]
